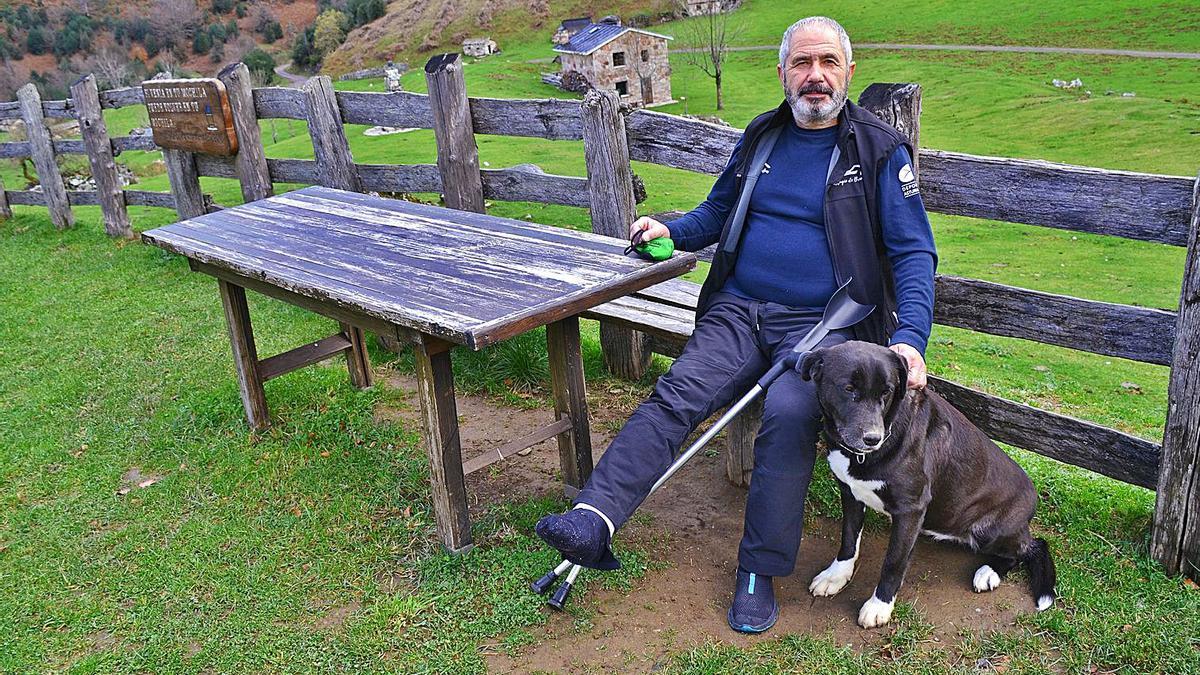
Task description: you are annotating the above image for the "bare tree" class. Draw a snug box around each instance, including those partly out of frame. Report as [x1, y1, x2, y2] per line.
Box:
[676, 0, 742, 111]
[252, 5, 278, 34]
[89, 47, 134, 89]
[149, 0, 202, 47]
[155, 51, 181, 78]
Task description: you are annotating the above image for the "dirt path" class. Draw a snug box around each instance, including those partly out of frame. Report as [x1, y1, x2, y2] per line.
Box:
[273, 62, 311, 88]
[378, 373, 1034, 672]
[670, 43, 1200, 60]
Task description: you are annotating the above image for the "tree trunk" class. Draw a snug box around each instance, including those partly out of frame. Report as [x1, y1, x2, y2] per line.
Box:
[715, 68, 724, 111]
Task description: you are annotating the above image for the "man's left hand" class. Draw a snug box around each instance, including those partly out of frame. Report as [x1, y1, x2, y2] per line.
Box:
[889, 343, 927, 390]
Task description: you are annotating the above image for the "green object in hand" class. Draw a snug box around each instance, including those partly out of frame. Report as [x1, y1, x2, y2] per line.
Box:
[632, 236, 675, 261]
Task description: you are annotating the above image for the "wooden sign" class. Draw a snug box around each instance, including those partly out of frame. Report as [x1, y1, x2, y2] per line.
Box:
[142, 78, 238, 156]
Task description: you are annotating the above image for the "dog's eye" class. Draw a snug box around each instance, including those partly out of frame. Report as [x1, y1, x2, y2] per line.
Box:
[844, 384, 855, 393]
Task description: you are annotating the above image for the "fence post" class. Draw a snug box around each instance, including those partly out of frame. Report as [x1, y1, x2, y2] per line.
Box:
[302, 75, 361, 192]
[17, 83, 74, 229]
[163, 148, 207, 219]
[0, 177, 10, 220]
[70, 74, 132, 238]
[858, 82, 923, 173]
[581, 88, 652, 380]
[218, 62, 273, 203]
[424, 53, 484, 213]
[1152, 169, 1200, 582]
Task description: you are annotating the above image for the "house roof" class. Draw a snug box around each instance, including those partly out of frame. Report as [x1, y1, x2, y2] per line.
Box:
[553, 23, 672, 55]
[557, 17, 592, 32]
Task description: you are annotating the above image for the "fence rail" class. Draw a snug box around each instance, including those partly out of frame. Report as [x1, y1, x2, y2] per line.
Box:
[1, 58, 1197, 580]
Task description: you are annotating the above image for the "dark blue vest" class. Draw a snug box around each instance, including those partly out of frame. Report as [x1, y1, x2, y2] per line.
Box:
[695, 100, 911, 346]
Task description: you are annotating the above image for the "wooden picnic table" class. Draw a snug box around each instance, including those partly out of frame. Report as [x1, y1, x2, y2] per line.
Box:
[142, 185, 697, 553]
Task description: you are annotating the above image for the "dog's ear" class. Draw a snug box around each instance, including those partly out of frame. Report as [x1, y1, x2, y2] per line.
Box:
[799, 349, 825, 382]
[884, 349, 910, 425]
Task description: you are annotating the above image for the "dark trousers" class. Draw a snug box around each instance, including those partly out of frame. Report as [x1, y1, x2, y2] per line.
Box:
[575, 292, 849, 576]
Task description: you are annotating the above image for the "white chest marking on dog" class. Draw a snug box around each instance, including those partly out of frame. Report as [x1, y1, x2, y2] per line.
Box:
[828, 451, 887, 514]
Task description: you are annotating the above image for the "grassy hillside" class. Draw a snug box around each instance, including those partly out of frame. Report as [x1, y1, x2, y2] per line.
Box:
[323, 0, 1200, 76]
[321, 0, 677, 74]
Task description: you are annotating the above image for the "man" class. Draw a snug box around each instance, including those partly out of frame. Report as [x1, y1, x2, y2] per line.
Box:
[384, 59, 403, 93]
[536, 16, 937, 633]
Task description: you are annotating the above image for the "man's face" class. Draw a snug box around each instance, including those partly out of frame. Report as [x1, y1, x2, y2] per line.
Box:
[777, 27, 855, 127]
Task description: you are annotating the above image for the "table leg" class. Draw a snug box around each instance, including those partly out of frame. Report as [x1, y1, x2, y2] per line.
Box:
[217, 279, 269, 430]
[339, 322, 373, 389]
[413, 335, 473, 554]
[547, 316, 593, 497]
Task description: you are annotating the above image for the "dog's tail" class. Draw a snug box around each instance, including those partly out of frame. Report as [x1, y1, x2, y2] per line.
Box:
[1020, 537, 1057, 611]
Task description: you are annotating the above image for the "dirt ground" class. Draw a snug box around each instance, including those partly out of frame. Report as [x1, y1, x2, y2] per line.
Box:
[378, 373, 1032, 673]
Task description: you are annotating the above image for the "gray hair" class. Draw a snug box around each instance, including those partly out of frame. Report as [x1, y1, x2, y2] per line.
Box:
[778, 16, 853, 69]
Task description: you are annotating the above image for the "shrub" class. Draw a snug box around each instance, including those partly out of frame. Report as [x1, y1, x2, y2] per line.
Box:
[312, 9, 347, 58]
[192, 30, 211, 55]
[263, 21, 283, 43]
[345, 0, 385, 28]
[290, 25, 318, 70]
[211, 0, 234, 14]
[243, 47, 275, 84]
[235, 2, 248, 18]
[26, 27, 48, 55]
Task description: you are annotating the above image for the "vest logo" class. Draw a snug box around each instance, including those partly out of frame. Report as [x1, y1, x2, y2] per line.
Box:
[832, 164, 862, 188]
[898, 163, 919, 198]
[761, 162, 771, 175]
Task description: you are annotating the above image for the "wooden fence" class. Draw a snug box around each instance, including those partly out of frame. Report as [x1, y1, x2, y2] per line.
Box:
[1, 55, 1197, 581]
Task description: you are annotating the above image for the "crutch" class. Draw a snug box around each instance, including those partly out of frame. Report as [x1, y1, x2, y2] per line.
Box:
[531, 278, 875, 609]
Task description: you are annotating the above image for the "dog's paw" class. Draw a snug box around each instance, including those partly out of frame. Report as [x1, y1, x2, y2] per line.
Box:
[809, 559, 855, 597]
[972, 565, 1001, 593]
[857, 595, 895, 628]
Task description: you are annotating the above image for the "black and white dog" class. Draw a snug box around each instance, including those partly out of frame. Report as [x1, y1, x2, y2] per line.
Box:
[799, 341, 1056, 629]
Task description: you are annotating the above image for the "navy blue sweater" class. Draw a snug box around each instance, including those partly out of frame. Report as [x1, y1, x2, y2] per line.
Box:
[667, 122, 938, 354]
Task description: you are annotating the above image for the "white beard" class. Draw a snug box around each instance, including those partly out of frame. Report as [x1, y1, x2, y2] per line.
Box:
[786, 85, 849, 126]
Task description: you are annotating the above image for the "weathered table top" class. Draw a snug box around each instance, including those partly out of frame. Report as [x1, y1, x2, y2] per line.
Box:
[142, 185, 697, 348]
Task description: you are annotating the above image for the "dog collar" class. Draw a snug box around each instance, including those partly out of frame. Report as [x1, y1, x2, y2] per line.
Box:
[837, 427, 892, 464]
[838, 443, 868, 464]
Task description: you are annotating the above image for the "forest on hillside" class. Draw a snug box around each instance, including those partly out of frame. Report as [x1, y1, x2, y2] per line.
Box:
[0, 0, 386, 100]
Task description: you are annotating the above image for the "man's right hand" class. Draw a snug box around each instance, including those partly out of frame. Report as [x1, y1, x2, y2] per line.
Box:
[629, 216, 670, 242]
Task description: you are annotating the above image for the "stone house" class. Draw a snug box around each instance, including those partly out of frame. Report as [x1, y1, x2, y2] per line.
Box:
[462, 38, 498, 57]
[553, 17, 592, 45]
[684, 0, 736, 15]
[553, 23, 673, 107]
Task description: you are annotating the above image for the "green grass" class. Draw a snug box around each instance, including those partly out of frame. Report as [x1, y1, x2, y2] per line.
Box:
[669, 0, 1200, 53]
[3, 1, 1200, 671]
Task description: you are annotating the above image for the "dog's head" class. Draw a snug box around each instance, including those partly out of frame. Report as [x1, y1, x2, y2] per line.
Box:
[799, 341, 909, 455]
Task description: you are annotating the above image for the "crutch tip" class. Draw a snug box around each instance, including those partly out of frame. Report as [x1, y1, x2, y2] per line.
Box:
[530, 570, 559, 595]
[547, 580, 572, 610]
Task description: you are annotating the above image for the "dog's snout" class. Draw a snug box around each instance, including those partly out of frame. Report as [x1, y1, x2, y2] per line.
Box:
[862, 431, 883, 447]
